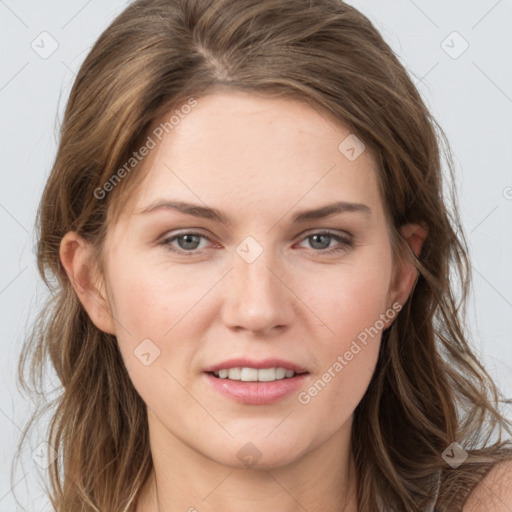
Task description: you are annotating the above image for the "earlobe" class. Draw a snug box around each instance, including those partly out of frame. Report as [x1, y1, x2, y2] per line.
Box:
[59, 231, 116, 335]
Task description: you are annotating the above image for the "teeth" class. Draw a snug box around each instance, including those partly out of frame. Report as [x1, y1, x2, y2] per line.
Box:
[240, 367, 258, 381]
[257, 368, 277, 382]
[228, 367, 241, 380]
[213, 367, 298, 382]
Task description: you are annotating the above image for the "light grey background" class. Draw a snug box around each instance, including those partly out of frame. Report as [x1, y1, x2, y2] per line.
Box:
[1, 0, 511, 509]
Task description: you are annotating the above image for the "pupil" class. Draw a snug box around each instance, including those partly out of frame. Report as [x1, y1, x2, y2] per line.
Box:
[179, 234, 200, 250]
[311, 234, 330, 249]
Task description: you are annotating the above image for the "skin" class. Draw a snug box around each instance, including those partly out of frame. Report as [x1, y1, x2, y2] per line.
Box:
[464, 461, 512, 512]
[60, 90, 428, 512]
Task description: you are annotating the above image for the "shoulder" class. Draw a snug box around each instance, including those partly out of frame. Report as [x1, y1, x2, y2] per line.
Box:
[463, 459, 512, 511]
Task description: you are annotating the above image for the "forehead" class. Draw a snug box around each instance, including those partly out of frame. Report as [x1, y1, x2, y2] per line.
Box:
[118, 90, 385, 224]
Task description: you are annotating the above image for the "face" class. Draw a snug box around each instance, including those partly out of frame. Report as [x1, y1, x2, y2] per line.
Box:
[84, 90, 411, 469]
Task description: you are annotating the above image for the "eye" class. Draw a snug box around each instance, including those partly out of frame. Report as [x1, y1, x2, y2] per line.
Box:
[159, 229, 353, 256]
[296, 231, 353, 254]
[159, 231, 212, 254]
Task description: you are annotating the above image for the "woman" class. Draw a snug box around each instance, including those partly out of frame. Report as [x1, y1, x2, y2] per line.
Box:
[15, 0, 512, 510]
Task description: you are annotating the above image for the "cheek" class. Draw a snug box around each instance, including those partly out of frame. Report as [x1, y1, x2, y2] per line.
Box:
[104, 251, 227, 391]
[107, 255, 211, 339]
[294, 248, 392, 411]
[303, 248, 392, 346]
[106, 261, 209, 402]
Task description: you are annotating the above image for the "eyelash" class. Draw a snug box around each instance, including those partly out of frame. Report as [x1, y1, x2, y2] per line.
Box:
[158, 230, 354, 256]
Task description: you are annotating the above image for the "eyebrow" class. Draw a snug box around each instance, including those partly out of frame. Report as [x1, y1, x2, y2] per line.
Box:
[136, 199, 372, 224]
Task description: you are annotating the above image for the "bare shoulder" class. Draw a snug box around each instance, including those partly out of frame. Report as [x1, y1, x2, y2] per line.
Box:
[463, 459, 512, 511]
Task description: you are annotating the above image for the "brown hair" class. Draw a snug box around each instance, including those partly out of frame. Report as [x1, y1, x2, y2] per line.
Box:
[14, 0, 512, 510]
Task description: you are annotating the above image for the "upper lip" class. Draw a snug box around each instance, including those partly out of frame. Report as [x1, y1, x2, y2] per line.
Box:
[203, 358, 309, 374]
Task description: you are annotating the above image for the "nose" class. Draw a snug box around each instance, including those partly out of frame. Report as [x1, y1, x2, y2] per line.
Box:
[220, 243, 294, 335]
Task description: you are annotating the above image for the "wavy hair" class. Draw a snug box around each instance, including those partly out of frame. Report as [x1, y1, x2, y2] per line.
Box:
[14, 0, 512, 510]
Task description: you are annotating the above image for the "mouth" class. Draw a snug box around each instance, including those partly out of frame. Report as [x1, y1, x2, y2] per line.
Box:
[203, 358, 310, 405]
[208, 366, 307, 382]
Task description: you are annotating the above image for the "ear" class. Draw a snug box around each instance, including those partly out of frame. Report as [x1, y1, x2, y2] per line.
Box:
[386, 222, 428, 319]
[59, 231, 116, 335]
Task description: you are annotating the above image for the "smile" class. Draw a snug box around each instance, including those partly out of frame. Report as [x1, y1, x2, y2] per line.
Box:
[212, 367, 298, 382]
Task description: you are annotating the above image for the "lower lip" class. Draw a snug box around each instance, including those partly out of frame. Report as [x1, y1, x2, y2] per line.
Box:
[204, 372, 309, 405]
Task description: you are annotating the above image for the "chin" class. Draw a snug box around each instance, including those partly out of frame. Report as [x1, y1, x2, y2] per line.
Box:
[202, 434, 309, 471]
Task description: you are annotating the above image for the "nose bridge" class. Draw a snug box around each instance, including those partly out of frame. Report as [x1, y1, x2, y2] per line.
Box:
[234, 237, 281, 304]
[222, 235, 291, 332]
